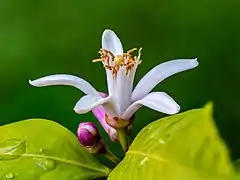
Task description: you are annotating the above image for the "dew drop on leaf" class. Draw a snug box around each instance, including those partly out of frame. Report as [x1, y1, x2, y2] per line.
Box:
[0, 138, 26, 160]
[34, 154, 56, 171]
[158, 139, 166, 145]
[39, 149, 43, 153]
[5, 172, 14, 179]
[140, 157, 149, 166]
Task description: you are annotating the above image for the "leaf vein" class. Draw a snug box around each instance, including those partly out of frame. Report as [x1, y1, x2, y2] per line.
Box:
[21, 153, 110, 175]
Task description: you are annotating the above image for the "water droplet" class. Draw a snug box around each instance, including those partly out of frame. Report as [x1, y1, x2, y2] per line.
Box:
[140, 157, 149, 166]
[0, 138, 26, 160]
[5, 172, 14, 179]
[35, 156, 56, 171]
[158, 139, 165, 145]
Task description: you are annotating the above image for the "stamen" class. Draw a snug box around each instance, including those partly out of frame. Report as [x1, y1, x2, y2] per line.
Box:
[92, 59, 103, 63]
[138, 47, 142, 54]
[104, 65, 114, 70]
[93, 47, 142, 76]
[127, 48, 137, 54]
[137, 47, 142, 65]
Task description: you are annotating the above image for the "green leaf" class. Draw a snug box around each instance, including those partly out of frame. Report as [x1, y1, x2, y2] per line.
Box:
[0, 119, 110, 180]
[233, 159, 240, 180]
[108, 104, 234, 180]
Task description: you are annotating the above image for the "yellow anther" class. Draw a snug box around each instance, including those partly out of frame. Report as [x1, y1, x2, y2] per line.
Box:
[127, 48, 137, 54]
[92, 59, 103, 63]
[92, 47, 142, 76]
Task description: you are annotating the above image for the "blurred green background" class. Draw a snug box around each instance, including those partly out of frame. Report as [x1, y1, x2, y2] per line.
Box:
[0, 0, 239, 160]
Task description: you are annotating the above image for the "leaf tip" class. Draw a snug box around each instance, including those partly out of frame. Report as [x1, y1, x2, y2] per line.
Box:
[203, 102, 214, 117]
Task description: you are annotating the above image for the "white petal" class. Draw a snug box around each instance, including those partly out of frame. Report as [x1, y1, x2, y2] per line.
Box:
[29, 74, 98, 95]
[132, 59, 198, 102]
[99, 92, 121, 117]
[74, 94, 111, 114]
[101, 97, 120, 117]
[122, 92, 180, 120]
[105, 68, 114, 95]
[102, 29, 123, 56]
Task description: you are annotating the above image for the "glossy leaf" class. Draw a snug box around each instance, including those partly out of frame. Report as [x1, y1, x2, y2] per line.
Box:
[234, 159, 240, 180]
[108, 104, 234, 180]
[0, 119, 110, 180]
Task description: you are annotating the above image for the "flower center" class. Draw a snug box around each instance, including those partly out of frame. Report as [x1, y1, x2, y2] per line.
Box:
[93, 47, 142, 76]
[105, 114, 130, 128]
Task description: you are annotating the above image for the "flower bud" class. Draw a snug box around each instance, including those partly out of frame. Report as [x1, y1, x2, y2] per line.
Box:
[77, 122, 119, 163]
[77, 122, 103, 154]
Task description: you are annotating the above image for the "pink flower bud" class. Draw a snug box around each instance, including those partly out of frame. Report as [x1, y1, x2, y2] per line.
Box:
[77, 122, 100, 147]
[77, 123, 119, 163]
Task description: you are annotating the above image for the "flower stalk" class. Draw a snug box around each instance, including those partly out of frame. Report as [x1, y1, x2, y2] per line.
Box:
[104, 149, 120, 164]
[117, 128, 128, 152]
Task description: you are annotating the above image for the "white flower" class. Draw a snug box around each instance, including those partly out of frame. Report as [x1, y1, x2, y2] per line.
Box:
[29, 29, 198, 128]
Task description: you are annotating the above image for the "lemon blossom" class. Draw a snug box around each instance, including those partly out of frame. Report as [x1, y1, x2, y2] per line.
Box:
[29, 29, 198, 129]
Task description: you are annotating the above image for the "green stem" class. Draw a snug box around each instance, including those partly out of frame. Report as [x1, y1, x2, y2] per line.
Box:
[104, 150, 119, 164]
[117, 128, 128, 152]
